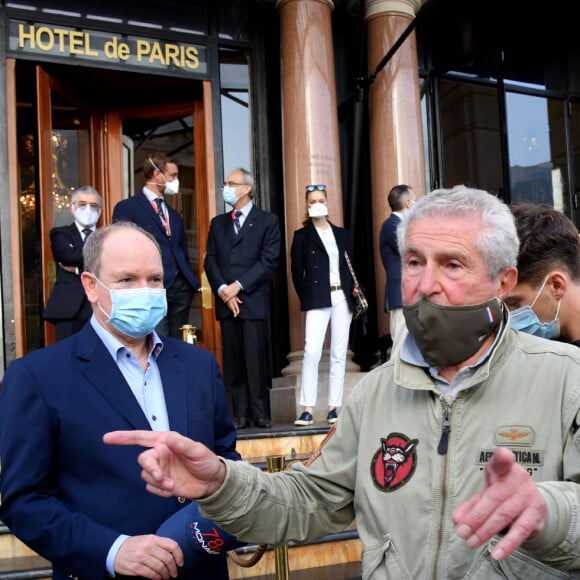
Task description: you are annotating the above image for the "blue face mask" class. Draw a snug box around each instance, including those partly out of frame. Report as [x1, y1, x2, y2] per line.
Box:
[222, 186, 238, 206]
[509, 277, 561, 339]
[96, 278, 167, 338]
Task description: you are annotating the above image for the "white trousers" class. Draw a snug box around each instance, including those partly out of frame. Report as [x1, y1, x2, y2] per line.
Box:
[300, 290, 353, 408]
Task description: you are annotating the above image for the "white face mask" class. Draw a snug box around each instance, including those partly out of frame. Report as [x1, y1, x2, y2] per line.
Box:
[163, 177, 180, 196]
[73, 205, 101, 227]
[308, 202, 328, 218]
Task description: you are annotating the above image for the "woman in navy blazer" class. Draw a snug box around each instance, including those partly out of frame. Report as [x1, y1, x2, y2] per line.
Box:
[290, 184, 357, 426]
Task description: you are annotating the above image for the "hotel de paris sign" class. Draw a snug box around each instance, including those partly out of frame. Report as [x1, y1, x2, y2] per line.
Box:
[8, 20, 207, 78]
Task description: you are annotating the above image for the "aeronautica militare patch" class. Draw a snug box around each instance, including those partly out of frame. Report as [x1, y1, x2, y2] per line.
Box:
[371, 432, 418, 492]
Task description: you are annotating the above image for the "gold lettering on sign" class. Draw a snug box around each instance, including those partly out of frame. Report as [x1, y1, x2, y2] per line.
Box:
[15, 23, 200, 72]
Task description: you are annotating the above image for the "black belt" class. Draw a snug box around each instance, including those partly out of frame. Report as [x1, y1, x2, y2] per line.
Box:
[330, 285, 342, 291]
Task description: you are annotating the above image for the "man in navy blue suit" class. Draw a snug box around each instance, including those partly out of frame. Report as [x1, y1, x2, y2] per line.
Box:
[205, 168, 281, 429]
[0, 221, 240, 579]
[113, 153, 199, 339]
[379, 184, 415, 352]
[43, 185, 102, 341]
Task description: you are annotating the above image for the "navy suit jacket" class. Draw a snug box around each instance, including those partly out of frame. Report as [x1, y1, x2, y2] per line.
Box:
[42, 223, 91, 322]
[0, 323, 239, 580]
[204, 205, 280, 321]
[112, 190, 199, 291]
[379, 213, 402, 312]
[290, 223, 355, 312]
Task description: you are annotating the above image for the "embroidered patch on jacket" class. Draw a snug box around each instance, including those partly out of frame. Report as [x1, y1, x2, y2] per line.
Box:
[477, 449, 544, 476]
[370, 432, 418, 492]
[493, 425, 535, 446]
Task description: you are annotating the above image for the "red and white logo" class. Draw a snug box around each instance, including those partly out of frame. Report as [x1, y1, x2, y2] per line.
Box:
[371, 433, 418, 492]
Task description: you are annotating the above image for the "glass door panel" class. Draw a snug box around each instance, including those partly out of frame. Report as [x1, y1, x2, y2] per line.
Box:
[37, 67, 96, 346]
[119, 106, 210, 350]
[507, 93, 569, 213]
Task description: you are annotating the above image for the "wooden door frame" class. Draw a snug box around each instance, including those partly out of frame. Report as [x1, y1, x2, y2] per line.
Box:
[106, 83, 221, 363]
[36, 66, 104, 346]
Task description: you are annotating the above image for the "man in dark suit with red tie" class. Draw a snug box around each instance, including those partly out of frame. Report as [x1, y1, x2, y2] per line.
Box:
[112, 153, 199, 338]
[205, 168, 281, 429]
[43, 185, 102, 341]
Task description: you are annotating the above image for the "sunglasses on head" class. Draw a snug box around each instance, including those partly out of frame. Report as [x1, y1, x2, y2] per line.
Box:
[306, 184, 326, 192]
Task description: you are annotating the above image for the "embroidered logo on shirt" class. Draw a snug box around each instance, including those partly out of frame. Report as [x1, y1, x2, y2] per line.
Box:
[371, 433, 418, 492]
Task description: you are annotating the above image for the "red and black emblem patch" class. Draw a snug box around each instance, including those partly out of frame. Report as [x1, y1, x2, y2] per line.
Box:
[370, 432, 418, 492]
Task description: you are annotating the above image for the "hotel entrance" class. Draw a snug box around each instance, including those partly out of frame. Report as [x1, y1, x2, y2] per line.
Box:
[7, 59, 218, 358]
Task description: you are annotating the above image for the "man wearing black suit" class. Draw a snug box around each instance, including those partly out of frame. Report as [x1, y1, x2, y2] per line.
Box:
[112, 153, 199, 338]
[204, 168, 281, 429]
[43, 185, 102, 341]
[379, 184, 415, 351]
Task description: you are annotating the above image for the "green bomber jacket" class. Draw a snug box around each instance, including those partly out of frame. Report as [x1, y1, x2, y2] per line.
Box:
[200, 318, 580, 579]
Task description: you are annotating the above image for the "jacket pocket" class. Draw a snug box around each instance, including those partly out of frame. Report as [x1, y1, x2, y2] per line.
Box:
[362, 534, 412, 580]
[464, 538, 572, 579]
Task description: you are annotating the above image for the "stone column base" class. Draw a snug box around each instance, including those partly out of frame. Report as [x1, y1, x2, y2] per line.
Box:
[270, 349, 367, 423]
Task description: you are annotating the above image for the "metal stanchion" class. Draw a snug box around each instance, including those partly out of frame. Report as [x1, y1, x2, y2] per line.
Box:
[266, 455, 289, 580]
[180, 324, 198, 345]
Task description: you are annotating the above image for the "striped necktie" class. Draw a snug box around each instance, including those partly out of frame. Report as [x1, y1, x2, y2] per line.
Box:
[233, 210, 242, 234]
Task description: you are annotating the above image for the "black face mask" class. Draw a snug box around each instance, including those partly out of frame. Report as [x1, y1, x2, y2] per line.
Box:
[403, 297, 503, 367]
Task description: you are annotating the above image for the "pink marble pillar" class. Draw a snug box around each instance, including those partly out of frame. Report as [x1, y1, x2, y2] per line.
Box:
[277, 0, 343, 367]
[366, 0, 426, 336]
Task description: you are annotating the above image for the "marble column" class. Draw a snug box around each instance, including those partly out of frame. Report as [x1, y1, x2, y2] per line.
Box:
[273, 0, 360, 423]
[277, 0, 343, 369]
[366, 0, 426, 337]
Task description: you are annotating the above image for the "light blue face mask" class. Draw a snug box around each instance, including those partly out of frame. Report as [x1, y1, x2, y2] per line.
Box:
[222, 186, 238, 206]
[95, 278, 167, 338]
[509, 277, 561, 339]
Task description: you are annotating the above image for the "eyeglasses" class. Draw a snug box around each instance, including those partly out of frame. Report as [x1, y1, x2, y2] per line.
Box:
[223, 181, 244, 187]
[74, 202, 101, 210]
[306, 184, 326, 192]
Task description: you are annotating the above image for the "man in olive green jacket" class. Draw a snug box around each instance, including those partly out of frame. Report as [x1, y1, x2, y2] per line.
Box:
[106, 186, 580, 579]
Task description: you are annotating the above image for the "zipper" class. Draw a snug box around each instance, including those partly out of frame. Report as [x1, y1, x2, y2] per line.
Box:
[438, 403, 451, 455]
[433, 397, 453, 579]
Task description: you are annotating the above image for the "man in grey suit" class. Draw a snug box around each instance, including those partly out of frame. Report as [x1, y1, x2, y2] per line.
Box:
[204, 168, 281, 429]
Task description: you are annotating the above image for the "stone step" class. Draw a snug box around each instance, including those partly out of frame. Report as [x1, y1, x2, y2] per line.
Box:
[235, 423, 332, 466]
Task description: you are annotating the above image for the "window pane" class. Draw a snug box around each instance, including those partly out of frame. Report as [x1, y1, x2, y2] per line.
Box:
[507, 93, 569, 213]
[220, 48, 251, 184]
[439, 80, 503, 193]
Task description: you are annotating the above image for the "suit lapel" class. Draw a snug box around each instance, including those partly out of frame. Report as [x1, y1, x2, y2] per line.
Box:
[68, 223, 83, 247]
[231, 206, 254, 244]
[156, 343, 188, 434]
[305, 223, 325, 251]
[137, 190, 168, 238]
[76, 325, 151, 430]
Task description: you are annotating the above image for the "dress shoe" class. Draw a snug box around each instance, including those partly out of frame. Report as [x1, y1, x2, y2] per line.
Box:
[234, 417, 248, 429]
[254, 417, 272, 428]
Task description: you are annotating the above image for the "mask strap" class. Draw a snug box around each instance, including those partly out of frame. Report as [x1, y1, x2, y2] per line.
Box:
[530, 276, 550, 308]
[92, 275, 113, 320]
[553, 296, 562, 321]
[148, 158, 167, 184]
